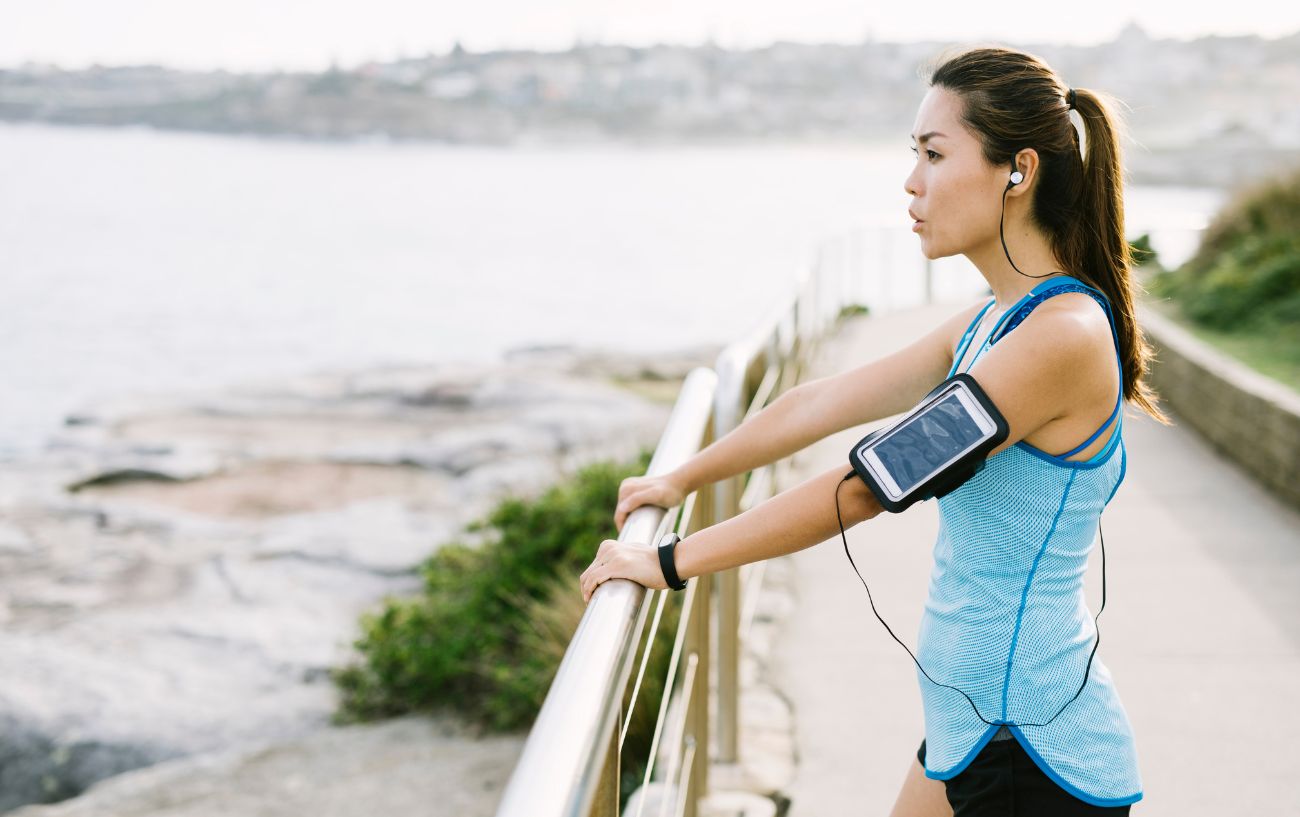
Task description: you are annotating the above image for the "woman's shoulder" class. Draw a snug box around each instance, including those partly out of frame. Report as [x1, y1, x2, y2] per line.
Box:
[1004, 291, 1119, 389]
[1020, 290, 1115, 347]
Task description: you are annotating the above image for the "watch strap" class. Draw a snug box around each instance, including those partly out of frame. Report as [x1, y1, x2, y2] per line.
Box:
[657, 533, 687, 591]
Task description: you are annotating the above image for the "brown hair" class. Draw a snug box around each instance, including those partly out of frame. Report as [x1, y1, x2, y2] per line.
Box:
[924, 45, 1168, 423]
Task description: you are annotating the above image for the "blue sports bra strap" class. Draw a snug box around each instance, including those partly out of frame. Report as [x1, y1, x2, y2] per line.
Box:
[1095, 410, 1125, 459]
[993, 277, 1124, 379]
[1077, 411, 1124, 466]
[1099, 291, 1125, 394]
[989, 275, 1083, 343]
[983, 274, 1080, 346]
[1058, 398, 1122, 459]
[956, 283, 1065, 375]
[1008, 275, 1127, 462]
[948, 298, 997, 378]
[1029, 273, 1086, 296]
[1075, 280, 1126, 397]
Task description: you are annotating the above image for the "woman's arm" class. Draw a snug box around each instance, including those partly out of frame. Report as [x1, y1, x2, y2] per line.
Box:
[790, 297, 990, 443]
[672, 462, 881, 580]
[667, 298, 988, 495]
[581, 295, 1109, 603]
[582, 462, 880, 602]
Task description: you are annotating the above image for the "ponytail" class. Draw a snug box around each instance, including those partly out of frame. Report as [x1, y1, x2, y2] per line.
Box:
[1068, 87, 1168, 423]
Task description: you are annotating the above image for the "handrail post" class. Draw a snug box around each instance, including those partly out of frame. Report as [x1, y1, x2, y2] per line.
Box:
[710, 350, 745, 765]
[685, 455, 714, 813]
[588, 719, 619, 817]
[683, 576, 710, 817]
[714, 518, 741, 765]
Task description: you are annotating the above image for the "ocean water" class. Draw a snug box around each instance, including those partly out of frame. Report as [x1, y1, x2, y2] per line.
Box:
[0, 122, 1222, 457]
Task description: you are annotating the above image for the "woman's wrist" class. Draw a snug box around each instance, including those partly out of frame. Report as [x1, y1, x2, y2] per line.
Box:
[667, 467, 696, 496]
[670, 533, 698, 582]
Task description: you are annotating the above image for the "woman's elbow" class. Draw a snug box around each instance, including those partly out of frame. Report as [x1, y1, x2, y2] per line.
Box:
[833, 470, 885, 528]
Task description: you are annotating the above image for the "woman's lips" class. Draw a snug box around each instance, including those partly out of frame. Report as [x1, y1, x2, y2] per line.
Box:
[912, 219, 924, 232]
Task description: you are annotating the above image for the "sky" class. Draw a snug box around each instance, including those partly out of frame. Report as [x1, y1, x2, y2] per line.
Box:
[3, 0, 1298, 72]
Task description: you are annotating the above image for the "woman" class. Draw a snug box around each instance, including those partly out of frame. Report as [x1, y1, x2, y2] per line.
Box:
[580, 45, 1167, 815]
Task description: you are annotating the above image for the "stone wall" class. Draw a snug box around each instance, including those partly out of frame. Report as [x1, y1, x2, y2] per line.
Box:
[1140, 307, 1300, 509]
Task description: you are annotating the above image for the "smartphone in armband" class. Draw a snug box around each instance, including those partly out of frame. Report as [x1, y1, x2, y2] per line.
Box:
[848, 373, 1010, 513]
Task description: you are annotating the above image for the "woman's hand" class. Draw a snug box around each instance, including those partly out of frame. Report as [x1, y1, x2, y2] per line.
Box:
[614, 472, 688, 533]
[580, 538, 669, 604]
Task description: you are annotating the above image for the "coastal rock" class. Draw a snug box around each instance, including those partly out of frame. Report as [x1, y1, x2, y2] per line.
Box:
[0, 519, 36, 555]
[5, 715, 526, 817]
[0, 344, 713, 812]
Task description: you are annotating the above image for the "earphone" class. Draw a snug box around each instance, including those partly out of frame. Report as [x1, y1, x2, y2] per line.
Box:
[1001, 157, 1062, 280]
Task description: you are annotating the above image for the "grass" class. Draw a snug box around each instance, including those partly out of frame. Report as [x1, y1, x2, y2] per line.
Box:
[1141, 162, 1300, 395]
[1145, 297, 1300, 392]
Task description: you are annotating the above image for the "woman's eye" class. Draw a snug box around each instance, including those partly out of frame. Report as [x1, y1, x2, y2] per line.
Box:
[909, 146, 939, 161]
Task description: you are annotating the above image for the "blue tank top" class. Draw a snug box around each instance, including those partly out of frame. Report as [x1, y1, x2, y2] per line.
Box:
[915, 275, 1143, 807]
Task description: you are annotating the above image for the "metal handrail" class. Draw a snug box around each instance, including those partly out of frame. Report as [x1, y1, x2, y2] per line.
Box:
[494, 224, 893, 817]
[493, 367, 717, 817]
[491, 214, 1204, 817]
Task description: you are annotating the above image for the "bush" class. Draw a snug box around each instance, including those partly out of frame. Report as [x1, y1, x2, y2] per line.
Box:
[1129, 232, 1160, 269]
[1150, 164, 1300, 335]
[331, 446, 684, 799]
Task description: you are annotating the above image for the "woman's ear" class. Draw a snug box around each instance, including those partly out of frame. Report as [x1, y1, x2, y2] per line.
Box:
[1007, 148, 1040, 196]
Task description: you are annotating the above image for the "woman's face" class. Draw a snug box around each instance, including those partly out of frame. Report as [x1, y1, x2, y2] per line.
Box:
[904, 86, 1007, 260]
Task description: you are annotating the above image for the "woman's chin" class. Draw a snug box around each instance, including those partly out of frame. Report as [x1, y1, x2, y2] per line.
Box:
[916, 233, 956, 261]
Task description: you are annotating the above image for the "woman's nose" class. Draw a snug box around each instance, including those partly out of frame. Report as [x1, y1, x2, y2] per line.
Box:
[903, 168, 919, 197]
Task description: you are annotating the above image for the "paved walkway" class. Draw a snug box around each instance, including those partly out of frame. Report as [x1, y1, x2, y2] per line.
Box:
[768, 304, 1300, 816]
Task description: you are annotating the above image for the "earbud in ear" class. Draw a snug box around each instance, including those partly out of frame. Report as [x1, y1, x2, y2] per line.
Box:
[1009, 171, 1024, 185]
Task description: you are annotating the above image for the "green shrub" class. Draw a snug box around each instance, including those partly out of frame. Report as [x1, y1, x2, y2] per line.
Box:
[331, 446, 684, 802]
[1151, 164, 1300, 335]
[1129, 232, 1160, 269]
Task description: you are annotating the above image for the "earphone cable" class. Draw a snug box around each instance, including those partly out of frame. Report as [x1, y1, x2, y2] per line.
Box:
[1000, 182, 1064, 280]
[834, 471, 1106, 729]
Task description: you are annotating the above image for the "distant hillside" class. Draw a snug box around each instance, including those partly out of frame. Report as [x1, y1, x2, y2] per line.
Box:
[3, 29, 1299, 189]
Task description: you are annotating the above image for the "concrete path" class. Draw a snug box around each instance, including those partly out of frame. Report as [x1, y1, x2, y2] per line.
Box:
[768, 304, 1300, 816]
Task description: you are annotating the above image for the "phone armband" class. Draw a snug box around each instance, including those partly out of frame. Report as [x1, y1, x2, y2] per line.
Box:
[848, 373, 1009, 513]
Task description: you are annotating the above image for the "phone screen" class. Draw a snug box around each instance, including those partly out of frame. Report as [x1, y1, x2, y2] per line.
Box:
[872, 393, 989, 494]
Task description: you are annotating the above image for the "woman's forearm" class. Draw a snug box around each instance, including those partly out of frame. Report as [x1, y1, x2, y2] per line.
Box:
[673, 462, 881, 580]
[670, 384, 825, 494]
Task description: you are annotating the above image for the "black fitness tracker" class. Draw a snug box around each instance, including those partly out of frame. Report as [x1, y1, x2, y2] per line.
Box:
[657, 532, 687, 591]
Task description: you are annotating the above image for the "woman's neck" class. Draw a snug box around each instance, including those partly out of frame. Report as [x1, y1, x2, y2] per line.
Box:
[967, 226, 1070, 309]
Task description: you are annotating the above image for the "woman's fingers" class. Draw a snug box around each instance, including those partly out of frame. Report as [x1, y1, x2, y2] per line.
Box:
[615, 498, 630, 529]
[582, 540, 615, 603]
[583, 560, 613, 604]
[617, 477, 643, 504]
[615, 491, 647, 531]
[614, 475, 684, 532]
[580, 561, 595, 602]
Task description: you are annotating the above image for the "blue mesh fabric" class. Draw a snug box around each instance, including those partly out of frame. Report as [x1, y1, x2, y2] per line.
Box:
[915, 277, 1143, 807]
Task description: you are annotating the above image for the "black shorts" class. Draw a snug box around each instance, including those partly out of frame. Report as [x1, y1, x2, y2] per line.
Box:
[917, 737, 1132, 816]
